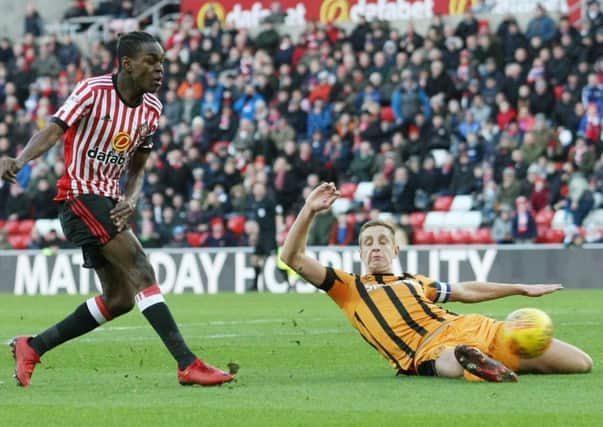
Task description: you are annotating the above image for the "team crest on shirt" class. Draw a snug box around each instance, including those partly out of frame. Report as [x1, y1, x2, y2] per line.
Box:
[111, 131, 132, 152]
[137, 122, 151, 140]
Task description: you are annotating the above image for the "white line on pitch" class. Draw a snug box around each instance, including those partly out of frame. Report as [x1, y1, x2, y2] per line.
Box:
[78, 328, 345, 343]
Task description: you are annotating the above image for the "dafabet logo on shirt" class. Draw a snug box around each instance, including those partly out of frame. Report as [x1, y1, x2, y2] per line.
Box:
[111, 131, 132, 152]
[86, 131, 130, 165]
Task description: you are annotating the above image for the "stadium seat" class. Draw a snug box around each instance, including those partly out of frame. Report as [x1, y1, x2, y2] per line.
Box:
[443, 211, 465, 229]
[227, 215, 246, 237]
[339, 182, 358, 199]
[535, 208, 554, 228]
[35, 219, 65, 238]
[17, 219, 36, 234]
[423, 211, 447, 231]
[551, 209, 571, 229]
[3, 220, 19, 234]
[535, 227, 549, 243]
[544, 228, 565, 243]
[412, 229, 434, 245]
[471, 228, 494, 244]
[331, 197, 352, 215]
[186, 232, 208, 247]
[445, 211, 482, 230]
[8, 234, 30, 249]
[450, 195, 473, 211]
[409, 212, 427, 228]
[433, 196, 453, 211]
[583, 209, 603, 229]
[353, 181, 374, 202]
[433, 230, 452, 245]
[449, 229, 471, 244]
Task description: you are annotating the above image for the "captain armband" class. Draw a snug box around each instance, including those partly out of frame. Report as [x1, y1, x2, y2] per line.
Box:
[434, 282, 452, 303]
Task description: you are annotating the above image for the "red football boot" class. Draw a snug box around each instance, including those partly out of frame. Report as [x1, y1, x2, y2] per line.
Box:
[454, 345, 518, 383]
[10, 336, 41, 387]
[178, 359, 235, 386]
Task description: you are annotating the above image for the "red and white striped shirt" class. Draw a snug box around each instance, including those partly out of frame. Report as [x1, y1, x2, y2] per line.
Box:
[51, 74, 162, 201]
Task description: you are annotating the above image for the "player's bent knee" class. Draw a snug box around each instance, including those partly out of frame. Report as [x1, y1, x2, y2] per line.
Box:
[104, 293, 136, 317]
[562, 344, 593, 374]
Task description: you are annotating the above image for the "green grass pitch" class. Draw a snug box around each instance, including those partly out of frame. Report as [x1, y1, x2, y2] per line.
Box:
[1, 290, 602, 427]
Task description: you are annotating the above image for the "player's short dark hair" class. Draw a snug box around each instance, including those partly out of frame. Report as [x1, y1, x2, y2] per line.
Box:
[358, 220, 396, 246]
[117, 31, 158, 68]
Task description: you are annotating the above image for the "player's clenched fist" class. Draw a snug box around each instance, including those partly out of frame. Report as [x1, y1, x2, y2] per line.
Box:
[0, 157, 22, 183]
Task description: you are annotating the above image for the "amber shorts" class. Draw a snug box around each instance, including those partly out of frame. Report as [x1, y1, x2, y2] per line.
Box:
[414, 314, 520, 373]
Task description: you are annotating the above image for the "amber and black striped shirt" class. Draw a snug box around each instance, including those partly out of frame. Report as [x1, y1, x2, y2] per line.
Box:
[320, 267, 458, 372]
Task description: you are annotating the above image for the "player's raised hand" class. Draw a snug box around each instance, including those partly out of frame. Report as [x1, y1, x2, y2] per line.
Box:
[305, 182, 340, 214]
[521, 284, 564, 297]
[0, 157, 21, 183]
[110, 199, 135, 231]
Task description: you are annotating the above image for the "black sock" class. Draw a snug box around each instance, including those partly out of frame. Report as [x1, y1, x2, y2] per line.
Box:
[140, 302, 196, 370]
[251, 266, 261, 290]
[29, 302, 101, 356]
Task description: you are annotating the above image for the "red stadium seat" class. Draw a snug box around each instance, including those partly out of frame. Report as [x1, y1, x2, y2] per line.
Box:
[471, 228, 494, 244]
[433, 196, 453, 212]
[535, 209, 554, 228]
[535, 227, 549, 243]
[412, 229, 434, 245]
[544, 228, 565, 243]
[409, 212, 427, 228]
[339, 182, 358, 199]
[227, 215, 246, 237]
[449, 229, 471, 245]
[3, 220, 19, 234]
[433, 230, 452, 245]
[186, 232, 208, 247]
[8, 234, 29, 249]
[17, 219, 36, 234]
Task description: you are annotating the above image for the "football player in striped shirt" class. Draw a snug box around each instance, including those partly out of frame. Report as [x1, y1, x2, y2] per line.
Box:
[1, 32, 234, 387]
[281, 183, 592, 382]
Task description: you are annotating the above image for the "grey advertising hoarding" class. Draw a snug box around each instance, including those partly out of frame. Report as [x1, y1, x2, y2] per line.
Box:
[1, 245, 602, 294]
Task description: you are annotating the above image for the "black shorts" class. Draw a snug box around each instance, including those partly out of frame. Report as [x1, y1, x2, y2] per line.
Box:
[254, 234, 276, 256]
[58, 194, 122, 269]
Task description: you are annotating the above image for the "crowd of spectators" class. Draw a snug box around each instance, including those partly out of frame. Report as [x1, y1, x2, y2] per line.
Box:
[2, 2, 603, 251]
[62, 0, 172, 21]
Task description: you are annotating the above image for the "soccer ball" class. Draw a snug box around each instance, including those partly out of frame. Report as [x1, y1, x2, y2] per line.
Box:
[503, 308, 554, 359]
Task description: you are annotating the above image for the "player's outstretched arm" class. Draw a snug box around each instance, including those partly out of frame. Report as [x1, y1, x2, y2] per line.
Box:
[448, 281, 563, 303]
[0, 122, 64, 183]
[110, 148, 150, 230]
[281, 182, 340, 287]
